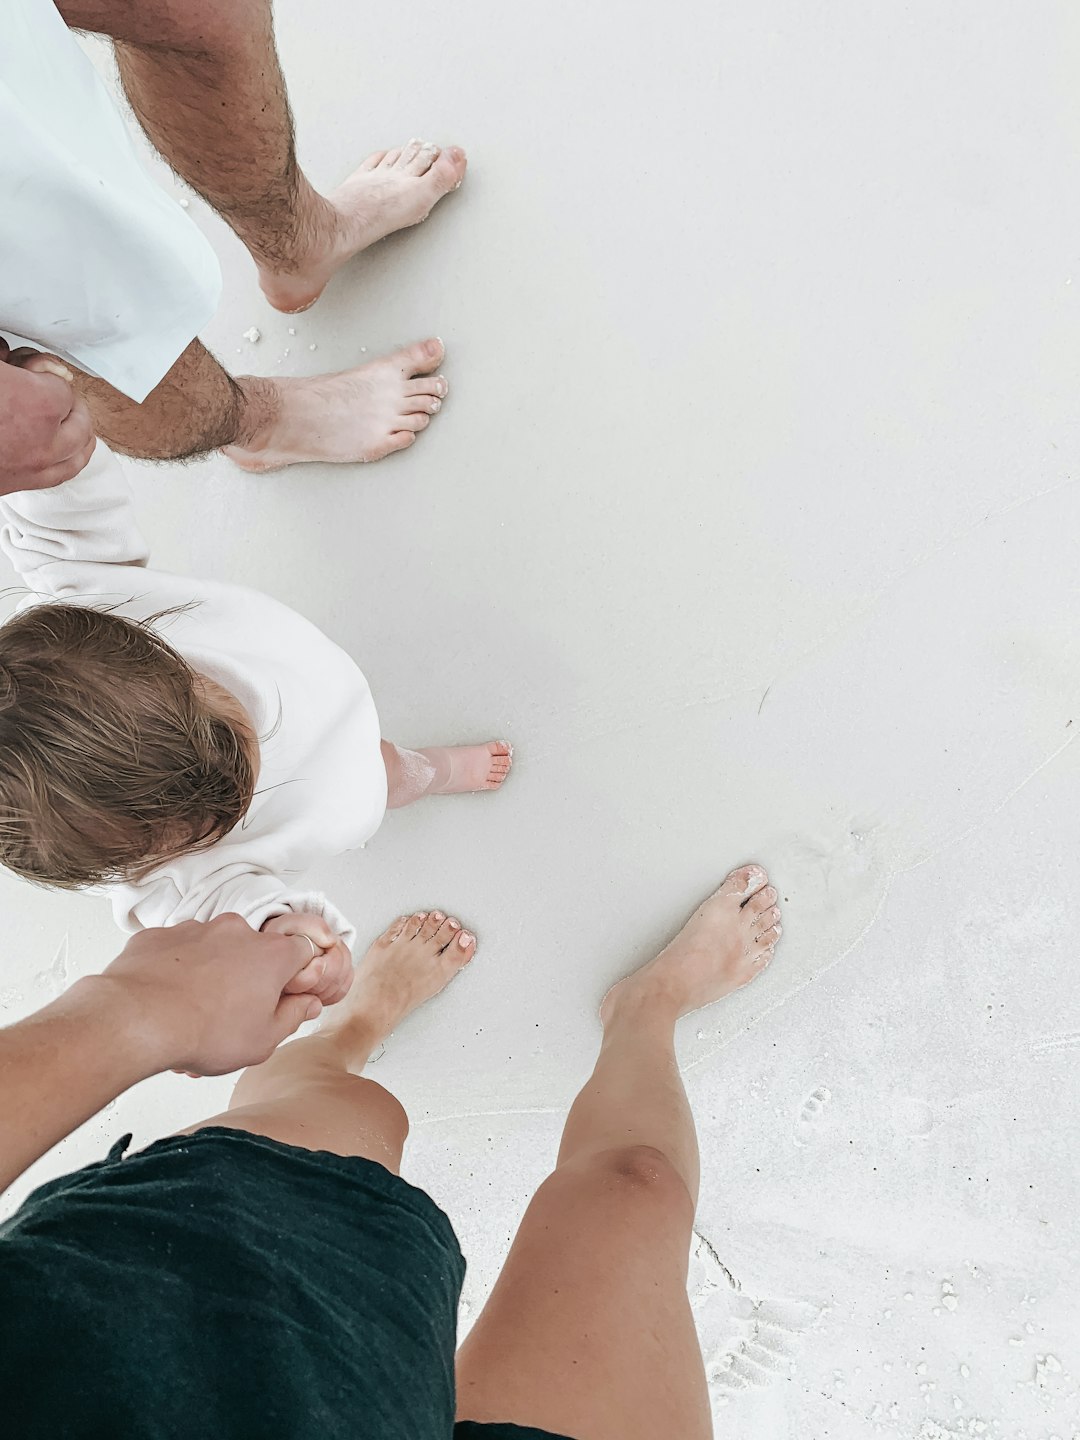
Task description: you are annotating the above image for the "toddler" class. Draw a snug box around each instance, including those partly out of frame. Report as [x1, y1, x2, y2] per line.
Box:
[0, 440, 511, 999]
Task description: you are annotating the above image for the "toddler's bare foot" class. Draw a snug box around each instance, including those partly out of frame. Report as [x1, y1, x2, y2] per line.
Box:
[224, 340, 448, 471]
[259, 141, 468, 314]
[601, 865, 782, 1025]
[321, 911, 476, 1057]
[419, 741, 513, 795]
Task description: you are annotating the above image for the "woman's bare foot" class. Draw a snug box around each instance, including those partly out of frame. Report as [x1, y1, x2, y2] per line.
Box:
[258, 141, 468, 314]
[223, 339, 448, 471]
[320, 911, 476, 1061]
[419, 741, 513, 795]
[601, 865, 782, 1025]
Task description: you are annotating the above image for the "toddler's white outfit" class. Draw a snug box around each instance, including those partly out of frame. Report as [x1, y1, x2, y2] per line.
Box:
[0, 442, 384, 945]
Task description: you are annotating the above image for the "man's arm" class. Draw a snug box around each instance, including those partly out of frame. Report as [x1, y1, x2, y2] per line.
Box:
[0, 915, 322, 1194]
[0, 341, 95, 496]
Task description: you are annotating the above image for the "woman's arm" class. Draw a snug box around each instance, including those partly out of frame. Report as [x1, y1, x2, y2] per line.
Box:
[0, 915, 321, 1194]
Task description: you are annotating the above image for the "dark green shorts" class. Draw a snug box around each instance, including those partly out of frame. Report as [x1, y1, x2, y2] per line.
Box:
[0, 1128, 575, 1440]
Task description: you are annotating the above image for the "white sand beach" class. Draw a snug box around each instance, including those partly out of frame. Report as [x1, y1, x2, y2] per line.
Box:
[2, 3, 1078, 1433]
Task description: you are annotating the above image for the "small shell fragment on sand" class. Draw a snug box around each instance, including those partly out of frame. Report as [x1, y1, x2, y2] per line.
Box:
[1035, 1353, 1062, 1386]
[242, 327, 261, 344]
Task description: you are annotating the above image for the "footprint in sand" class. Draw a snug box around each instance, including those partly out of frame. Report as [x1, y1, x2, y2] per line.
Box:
[793, 1085, 834, 1145]
[688, 1232, 823, 1399]
[688, 1233, 824, 1407]
[705, 1293, 824, 1400]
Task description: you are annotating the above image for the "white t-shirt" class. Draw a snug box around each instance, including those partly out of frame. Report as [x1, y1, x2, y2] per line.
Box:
[0, 0, 222, 401]
[0, 442, 386, 947]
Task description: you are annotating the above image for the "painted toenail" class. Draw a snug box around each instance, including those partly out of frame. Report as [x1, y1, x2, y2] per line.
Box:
[458, 932, 473, 948]
[433, 912, 445, 922]
[430, 399, 441, 413]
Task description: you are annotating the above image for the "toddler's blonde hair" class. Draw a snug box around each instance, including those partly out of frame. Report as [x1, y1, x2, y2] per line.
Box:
[0, 604, 255, 888]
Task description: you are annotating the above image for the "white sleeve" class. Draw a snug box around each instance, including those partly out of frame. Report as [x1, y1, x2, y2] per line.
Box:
[0, 440, 149, 597]
[109, 863, 357, 954]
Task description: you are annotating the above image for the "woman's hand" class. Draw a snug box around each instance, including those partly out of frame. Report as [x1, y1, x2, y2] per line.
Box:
[261, 911, 355, 1006]
[99, 914, 325, 1076]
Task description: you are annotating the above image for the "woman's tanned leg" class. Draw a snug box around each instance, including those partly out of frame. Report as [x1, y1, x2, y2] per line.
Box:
[456, 865, 783, 1440]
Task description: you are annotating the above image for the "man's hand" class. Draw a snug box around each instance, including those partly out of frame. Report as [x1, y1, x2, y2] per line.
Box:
[261, 911, 354, 1006]
[0, 339, 96, 495]
[98, 914, 325, 1076]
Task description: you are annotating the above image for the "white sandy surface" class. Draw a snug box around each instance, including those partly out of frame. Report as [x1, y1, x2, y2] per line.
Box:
[2, 3, 1079, 1434]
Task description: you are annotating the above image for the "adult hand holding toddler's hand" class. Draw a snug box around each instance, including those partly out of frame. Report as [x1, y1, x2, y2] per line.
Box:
[0, 339, 96, 495]
[261, 911, 355, 1006]
[97, 914, 324, 1077]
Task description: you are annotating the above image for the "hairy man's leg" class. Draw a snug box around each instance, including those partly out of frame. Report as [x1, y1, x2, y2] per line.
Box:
[59, 0, 466, 314]
[67, 336, 446, 467]
[55, 0, 455, 464]
[66, 340, 268, 461]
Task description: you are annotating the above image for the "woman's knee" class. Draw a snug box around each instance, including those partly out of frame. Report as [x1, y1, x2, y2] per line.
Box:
[551, 1145, 695, 1218]
[230, 1058, 408, 1139]
[339, 1076, 410, 1147]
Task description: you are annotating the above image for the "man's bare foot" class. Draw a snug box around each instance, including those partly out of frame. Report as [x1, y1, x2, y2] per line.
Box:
[259, 141, 468, 314]
[224, 339, 448, 471]
[600, 865, 782, 1025]
[420, 741, 513, 795]
[320, 911, 476, 1058]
